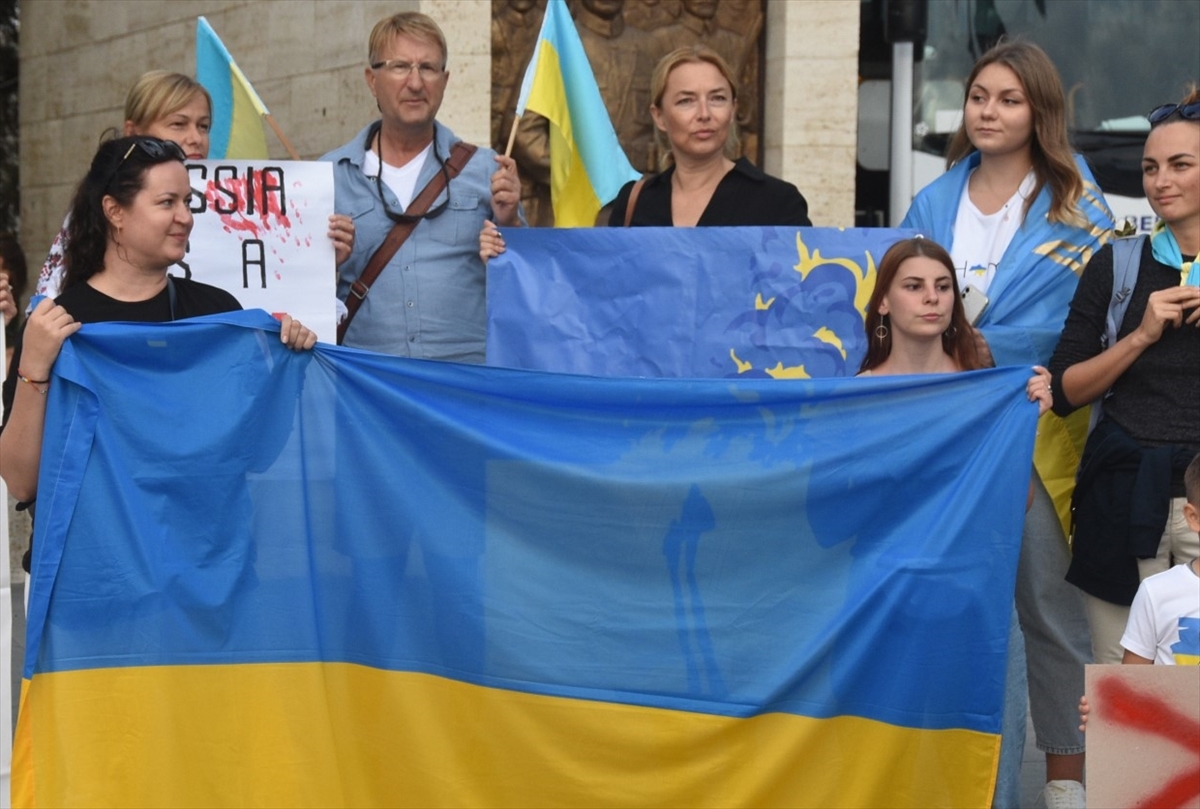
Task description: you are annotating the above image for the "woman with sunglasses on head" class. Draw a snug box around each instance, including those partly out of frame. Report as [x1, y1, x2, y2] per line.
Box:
[1048, 89, 1200, 667]
[1, 135, 317, 515]
[899, 40, 1114, 809]
[33, 71, 355, 302]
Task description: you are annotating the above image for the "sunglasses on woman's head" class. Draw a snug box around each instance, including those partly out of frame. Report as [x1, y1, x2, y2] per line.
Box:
[106, 137, 188, 190]
[1147, 102, 1200, 125]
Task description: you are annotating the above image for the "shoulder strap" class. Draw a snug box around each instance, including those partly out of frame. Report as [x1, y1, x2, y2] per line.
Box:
[1103, 234, 1146, 349]
[337, 141, 479, 345]
[623, 176, 648, 227]
[1088, 234, 1147, 434]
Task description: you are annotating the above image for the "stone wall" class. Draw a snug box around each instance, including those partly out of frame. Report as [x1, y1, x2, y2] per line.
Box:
[764, 0, 860, 227]
[17, 0, 498, 259]
[18, 0, 857, 257]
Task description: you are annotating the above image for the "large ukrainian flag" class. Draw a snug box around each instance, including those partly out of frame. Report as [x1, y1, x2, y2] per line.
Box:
[196, 16, 270, 160]
[516, 0, 641, 226]
[14, 311, 1036, 807]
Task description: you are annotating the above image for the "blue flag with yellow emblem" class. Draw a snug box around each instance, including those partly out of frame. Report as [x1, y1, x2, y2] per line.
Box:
[486, 227, 914, 377]
[16, 311, 1035, 807]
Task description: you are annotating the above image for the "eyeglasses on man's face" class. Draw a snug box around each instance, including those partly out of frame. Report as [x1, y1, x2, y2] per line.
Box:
[371, 59, 446, 83]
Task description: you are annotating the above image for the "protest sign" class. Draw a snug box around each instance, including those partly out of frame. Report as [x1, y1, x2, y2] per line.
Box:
[182, 160, 336, 341]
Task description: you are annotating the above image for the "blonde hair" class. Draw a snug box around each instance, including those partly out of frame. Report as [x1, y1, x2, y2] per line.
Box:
[368, 12, 448, 67]
[650, 45, 739, 169]
[945, 40, 1086, 228]
[123, 71, 211, 131]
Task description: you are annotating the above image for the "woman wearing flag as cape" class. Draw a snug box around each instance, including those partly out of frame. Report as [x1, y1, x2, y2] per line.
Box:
[899, 40, 1113, 809]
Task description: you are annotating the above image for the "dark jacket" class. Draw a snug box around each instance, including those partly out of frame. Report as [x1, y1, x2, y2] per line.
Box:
[1067, 417, 1195, 605]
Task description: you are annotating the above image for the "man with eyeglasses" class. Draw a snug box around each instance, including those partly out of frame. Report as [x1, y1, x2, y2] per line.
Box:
[323, 12, 523, 360]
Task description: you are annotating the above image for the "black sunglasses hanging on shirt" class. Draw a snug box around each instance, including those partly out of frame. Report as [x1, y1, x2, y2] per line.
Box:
[370, 123, 452, 223]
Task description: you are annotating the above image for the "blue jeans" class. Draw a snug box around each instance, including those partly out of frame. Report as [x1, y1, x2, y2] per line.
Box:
[993, 607, 1027, 809]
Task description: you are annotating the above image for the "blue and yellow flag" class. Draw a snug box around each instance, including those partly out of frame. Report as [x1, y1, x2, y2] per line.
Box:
[902, 152, 1115, 535]
[15, 311, 1037, 807]
[487, 226, 912, 377]
[196, 16, 269, 160]
[515, 0, 640, 226]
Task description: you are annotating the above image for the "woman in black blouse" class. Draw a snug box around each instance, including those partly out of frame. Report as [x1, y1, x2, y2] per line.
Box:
[1048, 89, 1200, 664]
[607, 45, 810, 228]
[478, 45, 809, 260]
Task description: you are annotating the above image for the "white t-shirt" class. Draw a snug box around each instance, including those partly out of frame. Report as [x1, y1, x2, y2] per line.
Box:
[1120, 561, 1200, 665]
[361, 142, 433, 210]
[950, 170, 1036, 295]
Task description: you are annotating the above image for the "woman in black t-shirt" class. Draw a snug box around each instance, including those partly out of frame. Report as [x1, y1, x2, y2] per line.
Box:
[1, 135, 317, 505]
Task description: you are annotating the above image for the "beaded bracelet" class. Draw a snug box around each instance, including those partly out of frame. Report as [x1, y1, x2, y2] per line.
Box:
[17, 370, 50, 394]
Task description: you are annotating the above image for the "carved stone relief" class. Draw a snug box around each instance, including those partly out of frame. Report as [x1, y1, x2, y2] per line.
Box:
[491, 0, 765, 226]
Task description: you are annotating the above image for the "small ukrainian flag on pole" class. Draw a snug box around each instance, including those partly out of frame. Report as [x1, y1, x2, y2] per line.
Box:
[196, 16, 283, 160]
[512, 0, 641, 227]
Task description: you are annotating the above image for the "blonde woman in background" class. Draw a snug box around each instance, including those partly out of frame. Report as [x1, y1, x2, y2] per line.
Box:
[35, 71, 354, 301]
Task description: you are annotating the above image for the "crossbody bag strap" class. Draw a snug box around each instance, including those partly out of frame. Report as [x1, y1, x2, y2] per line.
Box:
[623, 175, 648, 227]
[337, 141, 479, 345]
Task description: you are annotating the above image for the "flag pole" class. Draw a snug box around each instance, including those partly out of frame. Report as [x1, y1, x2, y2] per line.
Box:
[265, 113, 301, 161]
[504, 114, 520, 158]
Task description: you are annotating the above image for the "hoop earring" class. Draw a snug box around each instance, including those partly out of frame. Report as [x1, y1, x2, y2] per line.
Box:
[113, 226, 131, 263]
[943, 324, 957, 339]
[874, 319, 889, 343]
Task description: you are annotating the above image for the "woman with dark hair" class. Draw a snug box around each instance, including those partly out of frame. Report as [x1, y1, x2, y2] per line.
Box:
[1, 233, 28, 344]
[900, 40, 1113, 809]
[1049, 88, 1200, 666]
[1, 135, 317, 506]
[861, 237, 1053, 809]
